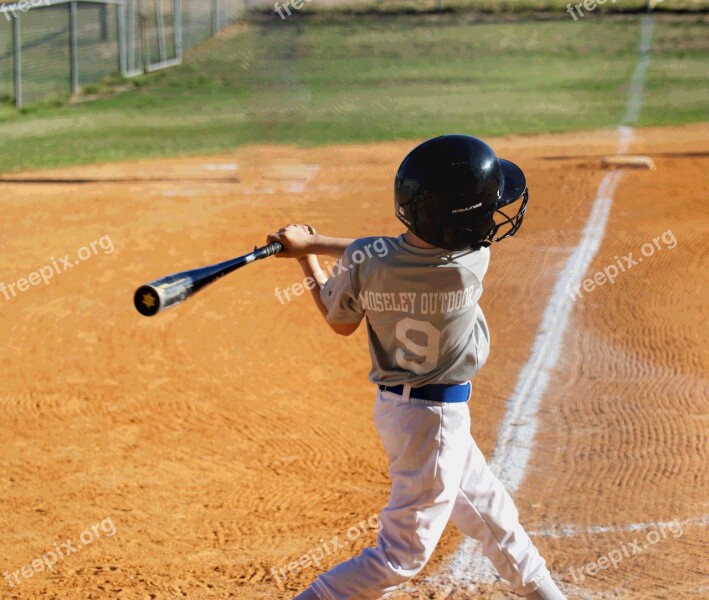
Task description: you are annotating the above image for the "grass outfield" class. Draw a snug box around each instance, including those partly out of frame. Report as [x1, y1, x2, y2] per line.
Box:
[0, 13, 706, 172]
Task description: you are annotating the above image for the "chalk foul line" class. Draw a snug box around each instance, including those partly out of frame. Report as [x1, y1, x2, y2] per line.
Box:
[433, 15, 661, 598]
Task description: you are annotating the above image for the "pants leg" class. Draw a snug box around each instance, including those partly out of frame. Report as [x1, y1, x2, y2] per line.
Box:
[311, 388, 472, 600]
[448, 429, 549, 594]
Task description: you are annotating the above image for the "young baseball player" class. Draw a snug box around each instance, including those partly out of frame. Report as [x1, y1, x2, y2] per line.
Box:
[268, 135, 566, 600]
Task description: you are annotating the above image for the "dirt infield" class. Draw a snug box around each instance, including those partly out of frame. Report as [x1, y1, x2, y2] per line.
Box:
[0, 124, 706, 599]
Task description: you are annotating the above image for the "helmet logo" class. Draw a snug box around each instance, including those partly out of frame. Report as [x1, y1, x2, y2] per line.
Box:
[396, 203, 412, 225]
[451, 202, 482, 214]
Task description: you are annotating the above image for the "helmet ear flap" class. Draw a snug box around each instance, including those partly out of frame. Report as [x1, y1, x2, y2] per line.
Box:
[448, 213, 495, 250]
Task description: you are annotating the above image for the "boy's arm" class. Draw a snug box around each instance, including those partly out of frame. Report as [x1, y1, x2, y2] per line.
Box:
[307, 235, 355, 259]
[297, 254, 360, 337]
[267, 226, 353, 259]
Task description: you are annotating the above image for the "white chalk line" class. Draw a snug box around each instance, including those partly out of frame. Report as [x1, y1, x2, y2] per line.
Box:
[489, 170, 621, 493]
[430, 14, 659, 598]
[622, 16, 655, 127]
[529, 515, 709, 539]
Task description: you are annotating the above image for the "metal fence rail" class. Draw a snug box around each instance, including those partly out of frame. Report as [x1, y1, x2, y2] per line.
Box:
[0, 0, 246, 108]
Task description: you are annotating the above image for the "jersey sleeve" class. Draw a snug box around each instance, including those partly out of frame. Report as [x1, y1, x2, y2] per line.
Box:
[456, 246, 491, 282]
[319, 248, 365, 324]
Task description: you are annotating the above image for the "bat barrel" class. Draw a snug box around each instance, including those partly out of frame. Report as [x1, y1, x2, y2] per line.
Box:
[134, 285, 162, 317]
[134, 280, 190, 317]
[134, 241, 283, 317]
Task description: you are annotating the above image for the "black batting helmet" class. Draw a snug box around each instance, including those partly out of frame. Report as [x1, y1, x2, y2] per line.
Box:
[394, 134, 529, 251]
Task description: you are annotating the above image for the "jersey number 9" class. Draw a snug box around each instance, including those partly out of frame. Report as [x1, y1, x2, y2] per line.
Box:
[395, 318, 441, 375]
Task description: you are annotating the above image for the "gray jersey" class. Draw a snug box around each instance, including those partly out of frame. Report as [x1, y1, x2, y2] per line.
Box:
[320, 235, 491, 386]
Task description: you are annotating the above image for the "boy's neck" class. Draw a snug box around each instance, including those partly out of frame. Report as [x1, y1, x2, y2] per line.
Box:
[403, 230, 437, 249]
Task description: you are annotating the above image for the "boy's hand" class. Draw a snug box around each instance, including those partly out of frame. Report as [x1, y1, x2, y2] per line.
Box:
[267, 224, 317, 258]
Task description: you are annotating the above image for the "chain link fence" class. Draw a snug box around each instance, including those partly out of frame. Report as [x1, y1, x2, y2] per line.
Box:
[0, 0, 246, 108]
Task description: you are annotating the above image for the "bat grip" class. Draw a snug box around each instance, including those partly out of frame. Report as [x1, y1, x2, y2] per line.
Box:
[259, 241, 283, 257]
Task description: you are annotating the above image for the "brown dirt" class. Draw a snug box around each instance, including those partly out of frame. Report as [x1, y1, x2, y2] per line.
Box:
[0, 124, 706, 600]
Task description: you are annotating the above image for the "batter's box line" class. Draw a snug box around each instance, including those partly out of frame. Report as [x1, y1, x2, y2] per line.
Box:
[528, 514, 709, 539]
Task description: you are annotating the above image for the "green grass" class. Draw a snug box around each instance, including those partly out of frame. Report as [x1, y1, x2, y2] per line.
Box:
[0, 13, 706, 172]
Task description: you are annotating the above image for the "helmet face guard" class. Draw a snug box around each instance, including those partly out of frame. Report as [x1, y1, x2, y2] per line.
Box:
[394, 135, 530, 251]
[482, 187, 529, 246]
[441, 187, 529, 250]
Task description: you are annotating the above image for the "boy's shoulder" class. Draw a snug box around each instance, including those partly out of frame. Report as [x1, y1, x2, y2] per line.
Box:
[455, 246, 491, 281]
[343, 236, 401, 265]
[347, 236, 399, 253]
[345, 236, 490, 282]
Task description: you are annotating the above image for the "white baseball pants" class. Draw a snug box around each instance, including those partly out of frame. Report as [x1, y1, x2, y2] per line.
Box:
[309, 385, 551, 600]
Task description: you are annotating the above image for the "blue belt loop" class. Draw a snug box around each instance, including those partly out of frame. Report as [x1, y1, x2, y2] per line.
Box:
[402, 383, 412, 402]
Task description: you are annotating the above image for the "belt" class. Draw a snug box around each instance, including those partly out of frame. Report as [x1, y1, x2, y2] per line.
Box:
[378, 382, 470, 403]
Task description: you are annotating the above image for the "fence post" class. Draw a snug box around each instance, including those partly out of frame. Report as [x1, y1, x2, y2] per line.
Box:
[118, 0, 127, 76]
[100, 4, 109, 40]
[155, 0, 166, 63]
[138, 0, 148, 71]
[212, 0, 220, 35]
[12, 14, 22, 109]
[174, 0, 183, 62]
[70, 1, 79, 95]
[129, 0, 139, 75]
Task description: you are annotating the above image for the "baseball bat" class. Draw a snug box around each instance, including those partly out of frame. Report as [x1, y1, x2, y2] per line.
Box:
[134, 242, 283, 317]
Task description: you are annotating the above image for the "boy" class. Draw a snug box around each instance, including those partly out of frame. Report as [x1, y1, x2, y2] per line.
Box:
[267, 135, 566, 600]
